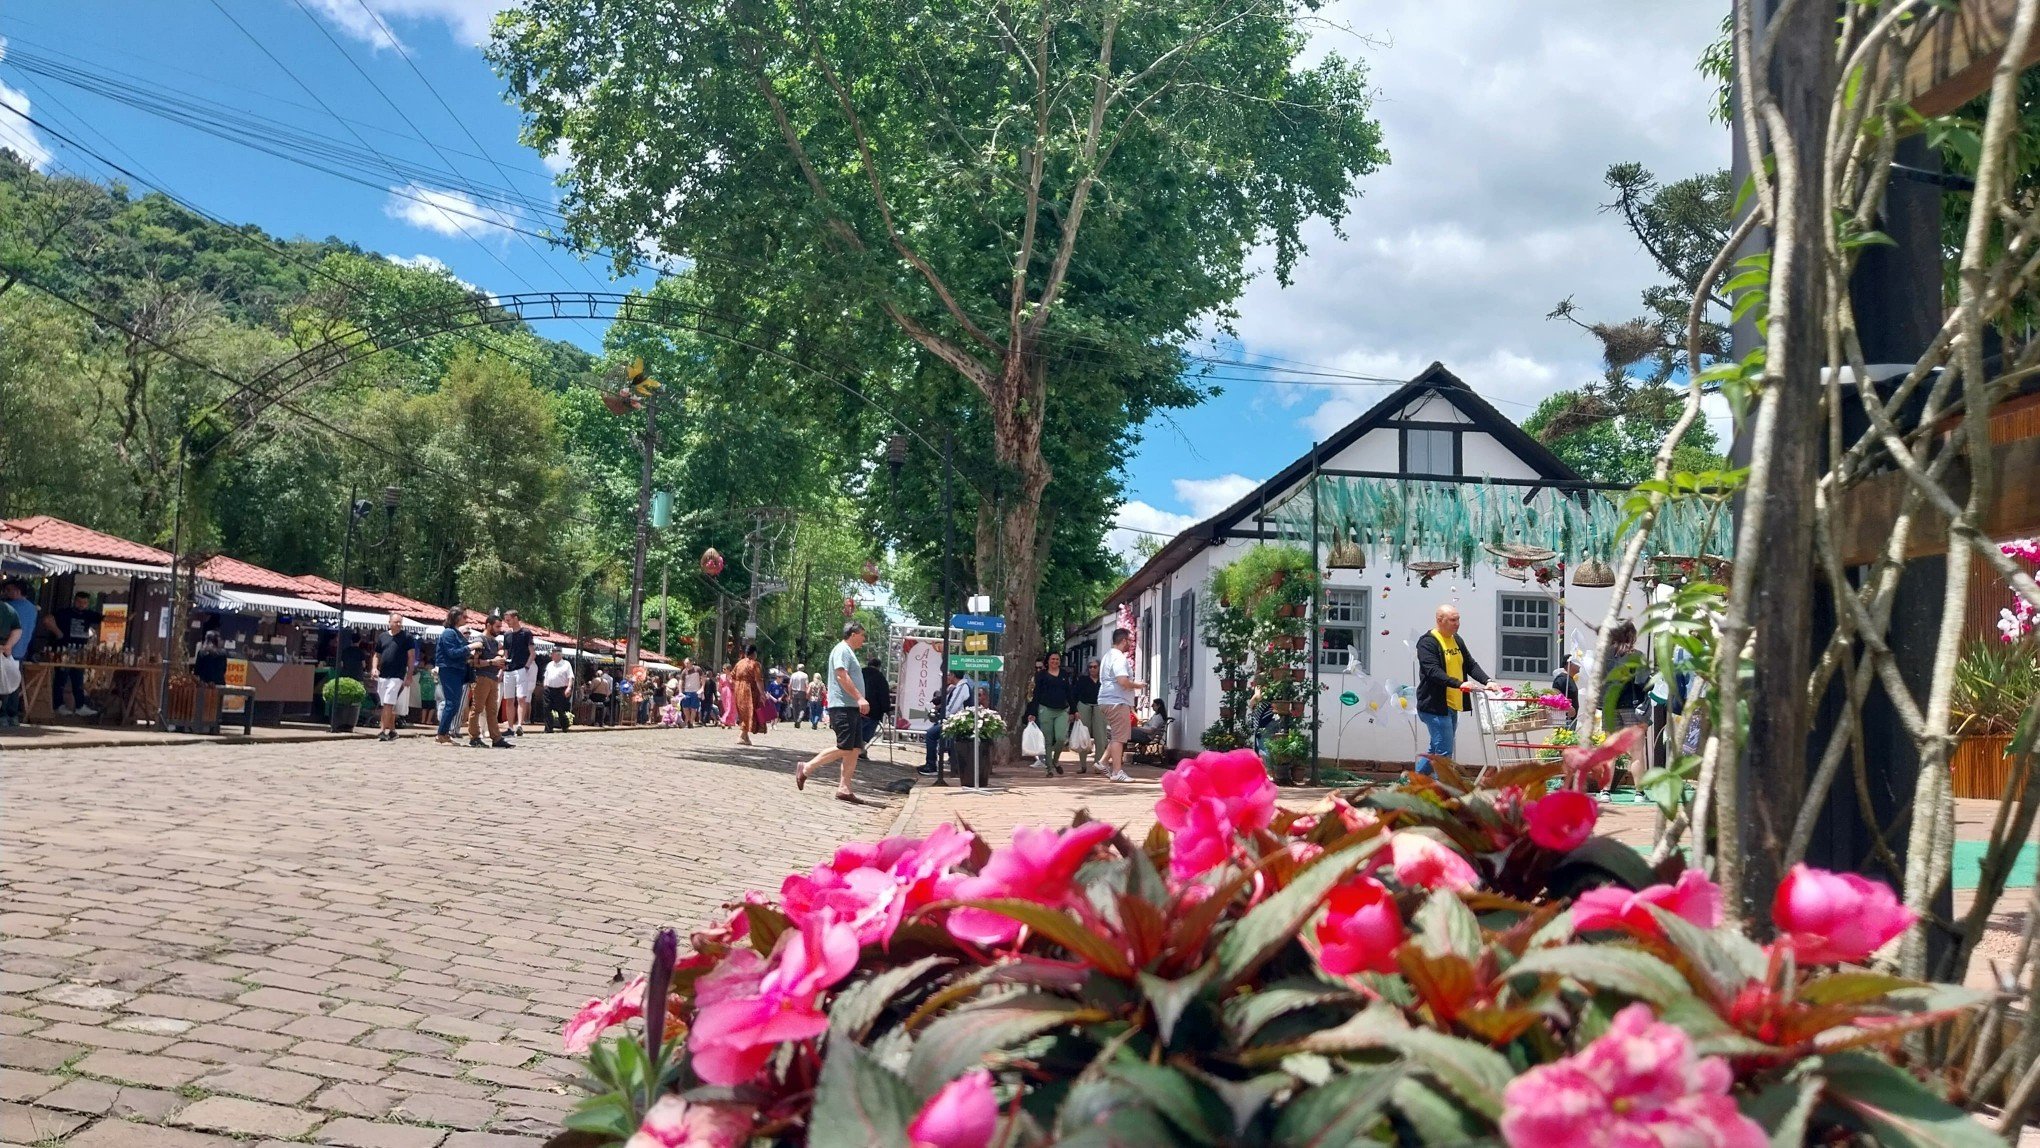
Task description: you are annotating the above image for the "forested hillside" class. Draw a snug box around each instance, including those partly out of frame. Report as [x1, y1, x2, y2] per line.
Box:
[0, 157, 1137, 653]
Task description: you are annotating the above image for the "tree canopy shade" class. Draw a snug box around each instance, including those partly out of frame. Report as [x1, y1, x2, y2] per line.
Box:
[492, 0, 1387, 741]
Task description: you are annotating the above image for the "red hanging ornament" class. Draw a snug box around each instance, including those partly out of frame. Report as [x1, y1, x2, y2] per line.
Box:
[860, 560, 881, 585]
[700, 548, 724, 577]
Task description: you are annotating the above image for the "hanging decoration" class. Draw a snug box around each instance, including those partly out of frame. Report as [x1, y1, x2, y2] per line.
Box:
[700, 548, 725, 577]
[860, 560, 881, 586]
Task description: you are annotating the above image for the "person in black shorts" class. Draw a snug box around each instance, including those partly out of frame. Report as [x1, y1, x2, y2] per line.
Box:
[795, 622, 869, 803]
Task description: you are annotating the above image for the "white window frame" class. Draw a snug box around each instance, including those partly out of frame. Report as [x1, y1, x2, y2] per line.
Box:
[1497, 592, 1557, 677]
[1318, 588, 1370, 673]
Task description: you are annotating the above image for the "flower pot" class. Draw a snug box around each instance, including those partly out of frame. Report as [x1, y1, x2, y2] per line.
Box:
[1278, 604, 1306, 619]
[1219, 706, 1235, 721]
[1220, 678, 1239, 691]
[1269, 569, 1286, 589]
[328, 703, 361, 733]
[1952, 733, 2018, 799]
[949, 737, 990, 787]
[1285, 760, 1310, 786]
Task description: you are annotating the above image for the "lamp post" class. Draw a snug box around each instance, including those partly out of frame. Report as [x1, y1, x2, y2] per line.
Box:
[326, 487, 374, 731]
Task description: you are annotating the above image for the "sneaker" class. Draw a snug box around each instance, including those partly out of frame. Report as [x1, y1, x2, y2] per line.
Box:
[467, 737, 486, 748]
[491, 739, 514, 749]
[55, 705, 73, 716]
[435, 735, 452, 745]
[917, 764, 939, 775]
[74, 704, 97, 718]
[1108, 771, 1132, 783]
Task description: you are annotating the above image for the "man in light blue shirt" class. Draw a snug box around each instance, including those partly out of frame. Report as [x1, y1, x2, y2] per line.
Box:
[0, 580, 32, 728]
[796, 621, 869, 802]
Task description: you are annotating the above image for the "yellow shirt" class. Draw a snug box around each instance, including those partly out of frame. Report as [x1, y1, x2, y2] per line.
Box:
[1432, 629, 1465, 711]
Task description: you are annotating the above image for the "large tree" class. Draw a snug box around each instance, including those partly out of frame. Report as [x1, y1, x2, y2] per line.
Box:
[491, 0, 1385, 743]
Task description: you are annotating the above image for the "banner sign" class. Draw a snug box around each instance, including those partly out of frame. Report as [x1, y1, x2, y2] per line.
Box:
[898, 636, 943, 732]
[99, 604, 128, 650]
[222, 658, 249, 713]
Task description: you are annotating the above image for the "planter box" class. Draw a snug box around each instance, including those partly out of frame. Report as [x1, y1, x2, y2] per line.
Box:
[1220, 678, 1240, 691]
[1953, 734, 2018, 799]
[950, 737, 990, 787]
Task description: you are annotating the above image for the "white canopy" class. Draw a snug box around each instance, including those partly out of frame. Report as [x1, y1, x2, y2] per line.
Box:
[202, 588, 339, 618]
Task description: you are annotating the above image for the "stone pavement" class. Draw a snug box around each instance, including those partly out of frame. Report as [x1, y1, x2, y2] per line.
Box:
[0, 726, 909, 1146]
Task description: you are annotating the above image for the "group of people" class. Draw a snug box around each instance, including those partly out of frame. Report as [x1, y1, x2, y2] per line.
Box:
[0, 581, 106, 727]
[651, 642, 893, 746]
[918, 625, 1158, 783]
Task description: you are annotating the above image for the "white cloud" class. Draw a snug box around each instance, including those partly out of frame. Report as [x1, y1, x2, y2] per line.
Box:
[1172, 474, 1258, 518]
[541, 139, 572, 175]
[1223, 1, 1728, 436]
[0, 40, 52, 171]
[384, 253, 482, 294]
[1108, 501, 1200, 561]
[310, 0, 509, 48]
[384, 183, 520, 241]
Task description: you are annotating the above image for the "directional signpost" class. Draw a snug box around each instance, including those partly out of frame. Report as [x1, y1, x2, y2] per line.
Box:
[950, 614, 1006, 633]
[948, 654, 1004, 674]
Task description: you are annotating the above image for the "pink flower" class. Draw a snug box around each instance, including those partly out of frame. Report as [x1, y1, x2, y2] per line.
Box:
[1288, 815, 1319, 836]
[563, 974, 646, 1053]
[1561, 725, 1643, 793]
[1772, 864, 1915, 965]
[781, 825, 978, 947]
[1524, 791, 1598, 852]
[947, 822, 1115, 945]
[685, 913, 861, 1086]
[1329, 795, 1381, 836]
[1156, 748, 1279, 880]
[1501, 1003, 1766, 1148]
[1387, 832, 1479, 892]
[908, 1069, 999, 1148]
[1572, 869, 1723, 939]
[1534, 692, 1576, 712]
[689, 991, 829, 1086]
[625, 1095, 751, 1148]
[1315, 876, 1404, 976]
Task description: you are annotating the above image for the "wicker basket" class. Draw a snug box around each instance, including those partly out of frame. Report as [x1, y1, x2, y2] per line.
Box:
[1573, 558, 1615, 587]
[1327, 540, 1366, 570]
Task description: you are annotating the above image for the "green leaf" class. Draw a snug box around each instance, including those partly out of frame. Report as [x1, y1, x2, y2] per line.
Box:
[954, 898, 1134, 977]
[1214, 838, 1386, 987]
[828, 956, 951, 1043]
[1099, 1055, 1224, 1145]
[906, 995, 1091, 1095]
[1637, 768, 1685, 818]
[1388, 1076, 1494, 1146]
[1414, 890, 1483, 960]
[1548, 836, 1658, 893]
[809, 1039, 921, 1148]
[541, 1131, 618, 1148]
[1137, 963, 1216, 1046]
[1272, 1067, 1402, 1146]
[1739, 1071, 1824, 1148]
[1222, 980, 1361, 1045]
[1290, 1005, 1512, 1118]
[1647, 907, 1766, 994]
[1507, 945, 1692, 1008]
[1796, 971, 1920, 1007]
[1178, 1066, 1290, 1139]
[1820, 1050, 2001, 1147]
[744, 903, 791, 955]
[559, 1090, 636, 1138]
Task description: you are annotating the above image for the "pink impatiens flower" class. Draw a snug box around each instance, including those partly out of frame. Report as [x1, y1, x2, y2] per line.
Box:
[908, 1069, 999, 1148]
[1772, 864, 1915, 965]
[948, 821, 1115, 945]
[562, 974, 646, 1053]
[1561, 725, 1643, 793]
[1155, 748, 1280, 881]
[625, 1095, 751, 1148]
[1572, 869, 1723, 939]
[1387, 831, 1478, 892]
[1314, 875, 1404, 976]
[1524, 790, 1598, 852]
[1500, 1003, 1766, 1148]
[686, 911, 862, 1086]
[780, 824, 977, 947]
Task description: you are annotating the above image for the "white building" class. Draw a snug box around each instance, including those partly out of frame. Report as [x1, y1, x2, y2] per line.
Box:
[1090, 363, 1667, 772]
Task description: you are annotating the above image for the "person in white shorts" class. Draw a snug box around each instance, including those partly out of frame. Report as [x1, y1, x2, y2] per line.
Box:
[1096, 626, 1146, 782]
[499, 610, 537, 736]
[370, 615, 417, 743]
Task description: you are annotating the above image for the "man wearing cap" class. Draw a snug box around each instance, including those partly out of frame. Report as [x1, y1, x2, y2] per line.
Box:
[794, 621, 869, 803]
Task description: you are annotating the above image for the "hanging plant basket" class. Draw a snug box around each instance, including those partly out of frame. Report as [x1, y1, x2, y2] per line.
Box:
[1573, 558, 1616, 588]
[1483, 542, 1558, 565]
[1219, 705, 1235, 721]
[1327, 540, 1366, 570]
[1408, 560, 1458, 588]
[1646, 554, 1733, 588]
[1494, 563, 1528, 582]
[1219, 677, 1240, 691]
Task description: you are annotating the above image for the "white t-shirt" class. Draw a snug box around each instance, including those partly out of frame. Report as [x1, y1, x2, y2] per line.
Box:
[542, 659, 575, 689]
[1098, 647, 1136, 707]
[682, 668, 704, 693]
[787, 670, 808, 696]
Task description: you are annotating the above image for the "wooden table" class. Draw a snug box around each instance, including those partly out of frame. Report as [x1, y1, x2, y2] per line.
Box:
[21, 662, 168, 727]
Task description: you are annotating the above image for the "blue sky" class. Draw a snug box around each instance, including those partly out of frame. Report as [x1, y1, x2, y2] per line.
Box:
[0, 2, 1727, 556]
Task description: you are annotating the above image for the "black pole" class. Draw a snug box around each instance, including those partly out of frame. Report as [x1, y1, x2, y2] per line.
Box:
[158, 434, 189, 730]
[933, 429, 955, 787]
[329, 483, 357, 732]
[1309, 441, 1322, 786]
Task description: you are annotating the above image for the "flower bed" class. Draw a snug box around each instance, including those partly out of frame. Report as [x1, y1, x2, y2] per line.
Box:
[554, 727, 1986, 1147]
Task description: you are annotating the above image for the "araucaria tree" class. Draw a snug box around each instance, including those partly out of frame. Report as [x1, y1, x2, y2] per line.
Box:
[491, 0, 1386, 737]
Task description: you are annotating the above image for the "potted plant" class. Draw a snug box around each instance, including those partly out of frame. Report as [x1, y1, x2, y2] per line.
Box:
[942, 706, 1006, 786]
[1267, 726, 1312, 784]
[1200, 721, 1245, 751]
[1952, 637, 2038, 798]
[321, 675, 367, 733]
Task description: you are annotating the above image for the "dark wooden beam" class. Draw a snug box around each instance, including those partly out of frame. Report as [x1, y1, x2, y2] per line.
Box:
[1903, 0, 2040, 119]
[1834, 437, 2040, 566]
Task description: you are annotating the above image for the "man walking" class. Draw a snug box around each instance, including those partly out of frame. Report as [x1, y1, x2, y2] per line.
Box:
[786, 663, 808, 722]
[371, 615, 415, 743]
[433, 609, 471, 746]
[1413, 603, 1490, 776]
[542, 647, 575, 732]
[1027, 651, 1077, 776]
[589, 665, 614, 727]
[465, 615, 511, 749]
[500, 610, 535, 736]
[1072, 659, 1103, 774]
[0, 580, 32, 729]
[795, 621, 868, 803]
[1097, 627, 1146, 783]
[45, 591, 102, 717]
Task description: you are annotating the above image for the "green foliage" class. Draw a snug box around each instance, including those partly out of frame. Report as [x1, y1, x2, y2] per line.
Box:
[1953, 637, 2040, 736]
[1200, 722, 1246, 752]
[319, 676, 368, 706]
[1523, 385, 1724, 485]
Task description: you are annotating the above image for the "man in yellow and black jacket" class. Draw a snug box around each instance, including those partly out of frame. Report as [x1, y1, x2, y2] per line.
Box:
[1414, 604, 1491, 777]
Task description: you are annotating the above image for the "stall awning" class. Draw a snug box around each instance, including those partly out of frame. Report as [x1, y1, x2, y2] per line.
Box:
[337, 609, 425, 631]
[200, 588, 339, 618]
[24, 553, 220, 592]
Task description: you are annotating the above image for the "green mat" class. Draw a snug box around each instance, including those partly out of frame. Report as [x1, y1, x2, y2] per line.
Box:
[1952, 839, 2038, 892]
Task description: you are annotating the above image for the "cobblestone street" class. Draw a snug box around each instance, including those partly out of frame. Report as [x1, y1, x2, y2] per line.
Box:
[0, 727, 910, 1146]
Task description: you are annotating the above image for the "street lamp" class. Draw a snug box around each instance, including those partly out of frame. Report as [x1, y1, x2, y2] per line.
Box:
[325, 487, 377, 731]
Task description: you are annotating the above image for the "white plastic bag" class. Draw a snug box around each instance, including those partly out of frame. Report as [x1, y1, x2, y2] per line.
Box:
[0, 653, 18, 696]
[1067, 718, 1093, 753]
[1020, 717, 1046, 758]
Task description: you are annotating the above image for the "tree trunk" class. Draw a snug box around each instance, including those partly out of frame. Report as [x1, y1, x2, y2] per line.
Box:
[977, 348, 1053, 769]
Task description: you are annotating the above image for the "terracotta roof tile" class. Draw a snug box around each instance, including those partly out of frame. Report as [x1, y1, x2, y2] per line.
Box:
[195, 555, 320, 595]
[0, 515, 173, 565]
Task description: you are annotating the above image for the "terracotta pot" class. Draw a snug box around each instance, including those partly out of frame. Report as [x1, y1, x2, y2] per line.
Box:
[1219, 706, 1235, 721]
[1220, 678, 1239, 691]
[1269, 570, 1286, 589]
[1286, 760, 1310, 786]
[1278, 603, 1306, 619]
[1952, 734, 2019, 799]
